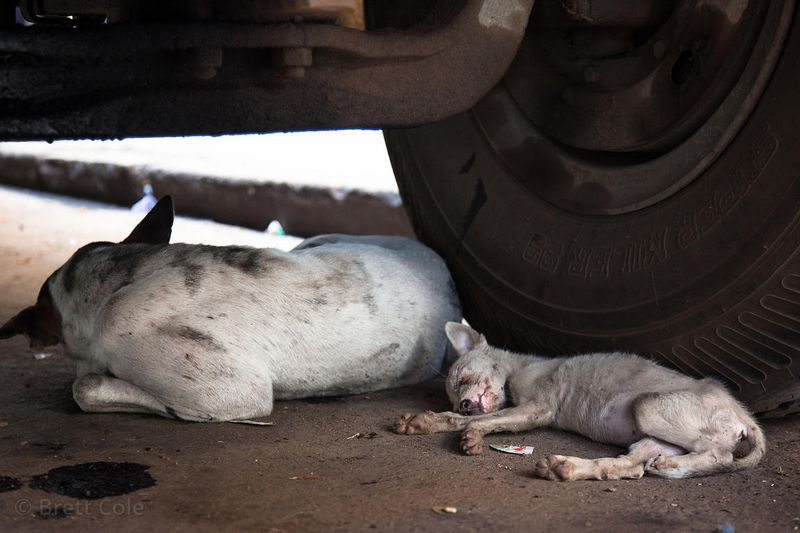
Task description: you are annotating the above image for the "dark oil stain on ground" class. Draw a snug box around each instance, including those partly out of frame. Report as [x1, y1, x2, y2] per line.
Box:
[29, 462, 155, 500]
[0, 475, 21, 492]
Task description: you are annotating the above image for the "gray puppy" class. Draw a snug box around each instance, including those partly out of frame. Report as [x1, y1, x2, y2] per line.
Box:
[395, 322, 765, 480]
[0, 196, 461, 422]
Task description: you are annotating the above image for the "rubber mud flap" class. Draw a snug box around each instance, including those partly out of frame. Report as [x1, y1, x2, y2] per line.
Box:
[385, 8, 800, 417]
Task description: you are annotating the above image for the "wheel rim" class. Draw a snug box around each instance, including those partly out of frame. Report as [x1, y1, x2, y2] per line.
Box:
[472, 0, 795, 215]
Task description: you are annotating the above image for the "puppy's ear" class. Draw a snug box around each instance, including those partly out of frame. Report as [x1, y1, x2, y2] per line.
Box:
[123, 195, 174, 245]
[0, 306, 35, 339]
[444, 322, 486, 357]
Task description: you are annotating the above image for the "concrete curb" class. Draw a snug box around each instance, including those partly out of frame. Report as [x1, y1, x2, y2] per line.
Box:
[0, 153, 413, 238]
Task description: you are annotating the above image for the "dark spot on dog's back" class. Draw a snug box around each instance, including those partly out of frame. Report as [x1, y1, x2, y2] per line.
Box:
[238, 251, 262, 274]
[177, 326, 209, 342]
[309, 295, 328, 307]
[214, 246, 268, 276]
[167, 247, 205, 294]
[370, 342, 400, 361]
[312, 253, 376, 310]
[0, 476, 21, 493]
[320, 254, 369, 286]
[182, 263, 204, 293]
[158, 325, 223, 351]
[29, 462, 155, 500]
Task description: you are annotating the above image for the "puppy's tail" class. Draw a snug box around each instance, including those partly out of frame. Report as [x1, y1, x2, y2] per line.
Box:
[731, 415, 766, 470]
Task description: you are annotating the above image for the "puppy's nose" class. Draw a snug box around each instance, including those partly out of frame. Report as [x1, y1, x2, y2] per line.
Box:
[459, 399, 473, 414]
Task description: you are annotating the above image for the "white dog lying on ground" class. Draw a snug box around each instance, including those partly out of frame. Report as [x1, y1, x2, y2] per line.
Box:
[395, 322, 765, 480]
[0, 196, 461, 422]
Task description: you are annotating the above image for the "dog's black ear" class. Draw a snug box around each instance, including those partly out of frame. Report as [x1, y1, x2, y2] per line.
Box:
[0, 306, 35, 339]
[1, 281, 64, 349]
[123, 195, 174, 245]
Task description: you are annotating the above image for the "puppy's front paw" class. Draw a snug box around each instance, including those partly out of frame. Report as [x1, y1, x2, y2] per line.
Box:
[394, 411, 436, 435]
[461, 429, 485, 455]
[533, 455, 574, 481]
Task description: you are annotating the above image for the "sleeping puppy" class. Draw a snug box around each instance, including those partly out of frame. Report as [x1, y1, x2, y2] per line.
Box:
[0, 196, 461, 422]
[395, 322, 765, 480]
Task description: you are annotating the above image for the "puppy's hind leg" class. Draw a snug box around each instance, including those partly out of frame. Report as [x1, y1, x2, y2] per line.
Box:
[533, 438, 684, 481]
[72, 374, 210, 421]
[633, 389, 764, 478]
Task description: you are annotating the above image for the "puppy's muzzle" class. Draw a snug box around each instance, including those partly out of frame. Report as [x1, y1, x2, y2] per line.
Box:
[459, 399, 484, 416]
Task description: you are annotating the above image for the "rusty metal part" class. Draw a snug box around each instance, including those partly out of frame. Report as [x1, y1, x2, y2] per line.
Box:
[192, 47, 224, 80]
[474, 0, 793, 215]
[20, 0, 366, 29]
[275, 46, 314, 78]
[0, 0, 534, 139]
[532, 0, 674, 28]
[211, 0, 366, 30]
[517, 0, 767, 153]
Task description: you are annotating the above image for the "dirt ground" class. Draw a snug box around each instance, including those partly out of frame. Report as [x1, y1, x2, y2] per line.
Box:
[0, 186, 799, 532]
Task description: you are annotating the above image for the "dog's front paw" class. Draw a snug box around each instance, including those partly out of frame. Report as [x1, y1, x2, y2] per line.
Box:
[533, 455, 575, 481]
[394, 411, 436, 435]
[461, 429, 485, 455]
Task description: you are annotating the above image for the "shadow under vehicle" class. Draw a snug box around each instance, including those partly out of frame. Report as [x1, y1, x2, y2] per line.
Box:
[3, 0, 799, 416]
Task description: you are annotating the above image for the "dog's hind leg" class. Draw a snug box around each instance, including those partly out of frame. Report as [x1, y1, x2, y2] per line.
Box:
[533, 438, 684, 481]
[74, 373, 273, 422]
[73, 374, 177, 418]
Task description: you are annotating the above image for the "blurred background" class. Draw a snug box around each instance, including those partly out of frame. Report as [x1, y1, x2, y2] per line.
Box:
[0, 130, 410, 240]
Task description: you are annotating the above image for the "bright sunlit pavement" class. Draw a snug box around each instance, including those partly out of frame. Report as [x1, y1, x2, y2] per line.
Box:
[0, 130, 398, 194]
